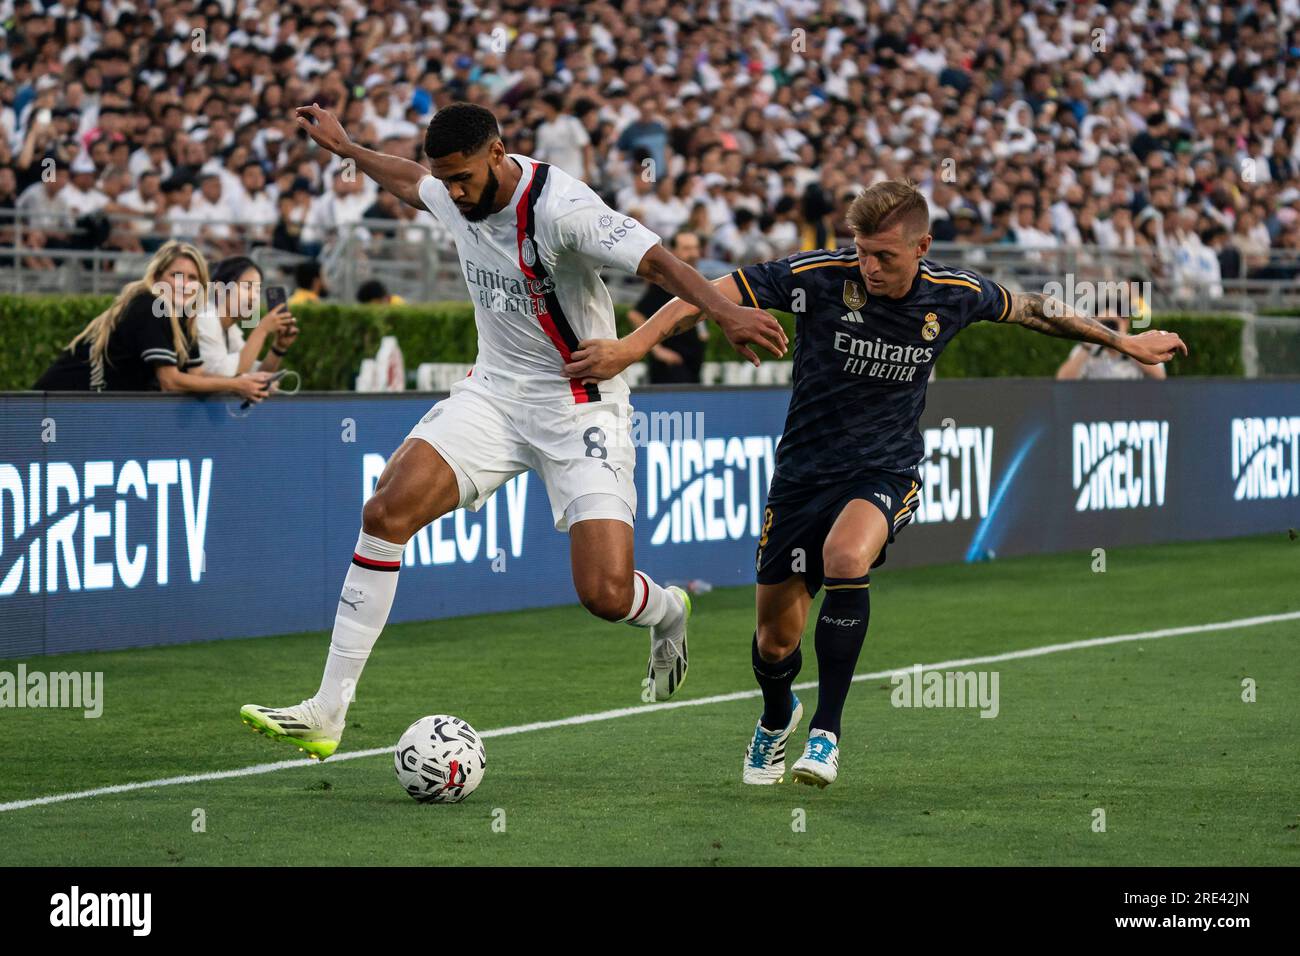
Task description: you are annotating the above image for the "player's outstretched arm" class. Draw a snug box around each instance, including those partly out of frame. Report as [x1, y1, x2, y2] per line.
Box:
[565, 274, 760, 382]
[1005, 291, 1188, 365]
[294, 103, 428, 209]
[636, 246, 787, 365]
[564, 250, 787, 382]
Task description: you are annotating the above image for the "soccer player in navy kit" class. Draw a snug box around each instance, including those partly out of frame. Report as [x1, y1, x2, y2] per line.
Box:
[564, 180, 1188, 788]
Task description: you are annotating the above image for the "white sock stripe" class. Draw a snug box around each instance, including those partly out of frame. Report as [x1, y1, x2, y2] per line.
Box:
[356, 530, 406, 561]
[326, 642, 374, 662]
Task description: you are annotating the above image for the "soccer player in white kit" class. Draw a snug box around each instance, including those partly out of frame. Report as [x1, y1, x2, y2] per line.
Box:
[241, 103, 788, 760]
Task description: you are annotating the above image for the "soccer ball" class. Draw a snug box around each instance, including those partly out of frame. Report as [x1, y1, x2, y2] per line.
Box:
[394, 715, 487, 804]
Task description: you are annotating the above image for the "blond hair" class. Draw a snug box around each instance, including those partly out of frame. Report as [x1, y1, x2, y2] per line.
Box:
[846, 180, 930, 239]
[66, 240, 209, 379]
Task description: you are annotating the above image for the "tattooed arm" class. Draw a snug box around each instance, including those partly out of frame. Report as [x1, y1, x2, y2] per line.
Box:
[1005, 292, 1188, 365]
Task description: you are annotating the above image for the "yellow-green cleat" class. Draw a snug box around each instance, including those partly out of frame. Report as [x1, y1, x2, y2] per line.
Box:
[240, 701, 342, 761]
[647, 585, 691, 701]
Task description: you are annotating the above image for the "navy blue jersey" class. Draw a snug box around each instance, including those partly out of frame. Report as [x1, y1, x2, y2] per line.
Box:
[732, 248, 1012, 489]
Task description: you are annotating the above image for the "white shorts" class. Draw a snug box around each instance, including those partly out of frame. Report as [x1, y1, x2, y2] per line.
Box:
[406, 375, 638, 531]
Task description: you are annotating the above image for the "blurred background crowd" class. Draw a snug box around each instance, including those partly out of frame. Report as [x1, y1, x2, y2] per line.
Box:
[3, 0, 1300, 293]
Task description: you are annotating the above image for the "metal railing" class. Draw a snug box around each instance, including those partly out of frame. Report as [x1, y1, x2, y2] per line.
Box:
[4, 209, 1300, 312]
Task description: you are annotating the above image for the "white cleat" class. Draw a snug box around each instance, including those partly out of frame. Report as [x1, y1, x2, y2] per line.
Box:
[742, 696, 804, 785]
[790, 729, 840, 788]
[647, 586, 691, 701]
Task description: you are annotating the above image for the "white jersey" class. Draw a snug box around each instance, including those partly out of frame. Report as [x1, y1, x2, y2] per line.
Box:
[417, 153, 660, 405]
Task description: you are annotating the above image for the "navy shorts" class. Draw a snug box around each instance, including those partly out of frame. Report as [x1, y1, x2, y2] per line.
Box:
[755, 470, 921, 596]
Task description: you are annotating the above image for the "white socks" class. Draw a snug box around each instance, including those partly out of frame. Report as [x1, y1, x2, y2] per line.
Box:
[312, 541, 678, 726]
[312, 530, 405, 726]
[619, 570, 682, 629]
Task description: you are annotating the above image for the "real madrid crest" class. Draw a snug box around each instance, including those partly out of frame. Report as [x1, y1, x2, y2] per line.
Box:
[922, 311, 941, 341]
[842, 280, 866, 310]
[521, 238, 537, 267]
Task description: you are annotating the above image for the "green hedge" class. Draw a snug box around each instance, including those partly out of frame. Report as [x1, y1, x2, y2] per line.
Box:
[935, 313, 1246, 378]
[1, 294, 1244, 390]
[0, 294, 116, 392]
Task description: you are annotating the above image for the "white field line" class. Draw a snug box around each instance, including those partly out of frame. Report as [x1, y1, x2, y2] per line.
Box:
[1, 610, 1296, 814]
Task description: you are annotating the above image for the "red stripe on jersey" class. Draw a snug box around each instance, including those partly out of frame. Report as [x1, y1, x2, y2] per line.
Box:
[514, 161, 589, 404]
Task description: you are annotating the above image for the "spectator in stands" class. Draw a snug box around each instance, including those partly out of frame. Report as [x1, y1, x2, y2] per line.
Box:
[160, 174, 200, 242]
[62, 153, 108, 218]
[110, 168, 162, 248]
[0, 167, 17, 246]
[1057, 315, 1166, 381]
[289, 259, 328, 305]
[532, 91, 590, 180]
[715, 208, 775, 266]
[765, 196, 800, 256]
[2, 0, 1299, 312]
[93, 166, 143, 252]
[357, 279, 406, 306]
[34, 240, 275, 401]
[190, 172, 242, 256]
[616, 95, 669, 181]
[360, 189, 407, 240]
[1011, 199, 1057, 250]
[198, 256, 298, 378]
[237, 161, 278, 246]
[1170, 209, 1223, 300]
[15, 160, 72, 253]
[301, 167, 372, 252]
[272, 179, 312, 254]
[626, 230, 707, 385]
[1205, 225, 1241, 281]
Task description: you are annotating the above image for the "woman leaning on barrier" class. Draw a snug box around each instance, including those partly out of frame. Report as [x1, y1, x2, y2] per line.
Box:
[33, 240, 275, 403]
[199, 256, 298, 377]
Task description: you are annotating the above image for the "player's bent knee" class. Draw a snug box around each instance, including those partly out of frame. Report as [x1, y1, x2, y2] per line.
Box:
[755, 622, 800, 660]
[577, 577, 633, 622]
[823, 545, 875, 580]
[362, 492, 418, 544]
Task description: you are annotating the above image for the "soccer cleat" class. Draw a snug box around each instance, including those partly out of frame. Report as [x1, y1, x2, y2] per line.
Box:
[790, 729, 840, 788]
[742, 696, 804, 785]
[240, 700, 342, 761]
[647, 586, 691, 701]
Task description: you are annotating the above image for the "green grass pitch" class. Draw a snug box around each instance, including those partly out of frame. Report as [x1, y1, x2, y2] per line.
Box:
[1, 534, 1296, 866]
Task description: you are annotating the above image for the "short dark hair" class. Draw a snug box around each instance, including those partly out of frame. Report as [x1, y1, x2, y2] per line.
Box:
[670, 229, 700, 251]
[357, 279, 389, 303]
[424, 103, 500, 160]
[210, 256, 261, 286]
[295, 260, 322, 288]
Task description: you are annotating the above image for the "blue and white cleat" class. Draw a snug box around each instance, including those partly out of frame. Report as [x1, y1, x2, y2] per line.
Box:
[790, 729, 839, 788]
[742, 696, 804, 785]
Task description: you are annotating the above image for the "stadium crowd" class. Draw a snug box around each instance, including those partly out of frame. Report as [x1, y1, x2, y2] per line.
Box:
[2, 0, 1300, 291]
